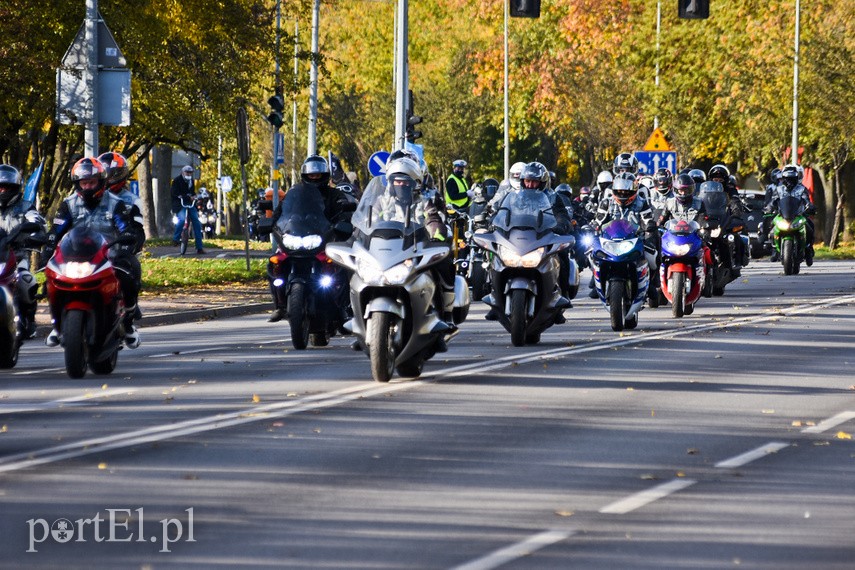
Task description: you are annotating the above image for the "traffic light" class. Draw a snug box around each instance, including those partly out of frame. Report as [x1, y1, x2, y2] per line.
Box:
[510, 0, 541, 18]
[406, 89, 423, 142]
[267, 91, 285, 129]
[678, 0, 709, 19]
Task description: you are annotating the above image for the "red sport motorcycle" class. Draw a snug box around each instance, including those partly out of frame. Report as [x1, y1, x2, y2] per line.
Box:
[44, 226, 130, 378]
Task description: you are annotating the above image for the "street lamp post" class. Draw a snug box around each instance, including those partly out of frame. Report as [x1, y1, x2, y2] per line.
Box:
[791, 0, 801, 164]
[394, 0, 409, 150]
[503, 0, 509, 179]
[85, 0, 99, 156]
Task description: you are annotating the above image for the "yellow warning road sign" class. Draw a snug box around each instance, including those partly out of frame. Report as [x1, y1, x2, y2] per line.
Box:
[643, 128, 671, 151]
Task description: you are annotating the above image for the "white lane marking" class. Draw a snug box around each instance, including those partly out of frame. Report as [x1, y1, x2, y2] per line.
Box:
[599, 478, 697, 515]
[11, 367, 66, 376]
[714, 442, 790, 469]
[451, 529, 575, 570]
[1, 294, 853, 475]
[801, 411, 855, 434]
[0, 389, 135, 415]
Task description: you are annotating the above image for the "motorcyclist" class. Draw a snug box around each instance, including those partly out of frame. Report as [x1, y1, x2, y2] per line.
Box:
[760, 168, 783, 251]
[98, 151, 146, 324]
[612, 152, 639, 176]
[650, 168, 673, 214]
[592, 173, 659, 299]
[267, 154, 354, 322]
[766, 164, 815, 265]
[658, 174, 706, 225]
[0, 164, 46, 339]
[42, 157, 144, 349]
[688, 169, 706, 194]
[708, 164, 748, 267]
[590, 170, 613, 209]
[490, 161, 526, 212]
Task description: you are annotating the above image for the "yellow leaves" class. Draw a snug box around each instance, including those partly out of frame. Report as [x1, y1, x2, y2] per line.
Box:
[836, 431, 852, 440]
[251, 394, 261, 403]
[0, 424, 7, 433]
[554, 510, 574, 517]
[761, 409, 775, 414]
[98, 462, 108, 470]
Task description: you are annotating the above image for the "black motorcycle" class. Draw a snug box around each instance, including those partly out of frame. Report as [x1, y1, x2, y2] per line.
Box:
[698, 181, 743, 297]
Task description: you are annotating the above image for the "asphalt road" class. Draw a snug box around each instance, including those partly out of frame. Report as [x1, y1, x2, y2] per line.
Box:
[1, 260, 854, 569]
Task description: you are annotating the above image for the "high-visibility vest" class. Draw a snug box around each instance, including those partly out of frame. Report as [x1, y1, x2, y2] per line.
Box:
[445, 174, 469, 207]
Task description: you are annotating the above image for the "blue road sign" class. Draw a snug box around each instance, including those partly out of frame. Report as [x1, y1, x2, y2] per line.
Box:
[368, 151, 390, 177]
[129, 180, 139, 196]
[634, 151, 678, 175]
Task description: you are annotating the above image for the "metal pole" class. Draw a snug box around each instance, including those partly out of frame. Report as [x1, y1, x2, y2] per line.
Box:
[654, 0, 661, 130]
[216, 135, 223, 235]
[85, 0, 99, 156]
[307, 0, 320, 156]
[503, 0, 509, 179]
[292, 20, 299, 185]
[394, 0, 408, 150]
[272, 0, 282, 212]
[790, 0, 800, 164]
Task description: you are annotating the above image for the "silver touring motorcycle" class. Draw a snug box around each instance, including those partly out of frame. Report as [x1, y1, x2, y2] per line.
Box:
[326, 178, 470, 382]
[474, 188, 576, 346]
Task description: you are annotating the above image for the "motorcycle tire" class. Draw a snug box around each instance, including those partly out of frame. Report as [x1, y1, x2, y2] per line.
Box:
[782, 240, 795, 275]
[63, 309, 88, 379]
[90, 348, 118, 375]
[310, 331, 330, 347]
[608, 281, 626, 332]
[684, 302, 694, 315]
[525, 332, 541, 345]
[288, 283, 310, 350]
[470, 262, 488, 301]
[368, 312, 396, 383]
[0, 326, 18, 369]
[396, 355, 424, 378]
[713, 285, 726, 296]
[702, 268, 713, 298]
[509, 289, 528, 347]
[625, 312, 638, 330]
[671, 273, 686, 319]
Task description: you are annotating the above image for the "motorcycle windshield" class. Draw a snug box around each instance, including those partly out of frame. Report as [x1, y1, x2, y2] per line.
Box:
[664, 219, 700, 235]
[491, 189, 556, 232]
[778, 194, 804, 220]
[701, 190, 728, 219]
[275, 185, 331, 237]
[351, 176, 422, 238]
[601, 218, 639, 240]
[59, 226, 106, 262]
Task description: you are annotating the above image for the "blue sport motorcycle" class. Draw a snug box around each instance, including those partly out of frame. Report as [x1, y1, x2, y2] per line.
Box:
[588, 219, 650, 331]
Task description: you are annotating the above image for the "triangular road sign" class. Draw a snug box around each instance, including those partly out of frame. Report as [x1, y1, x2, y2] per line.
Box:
[643, 128, 671, 151]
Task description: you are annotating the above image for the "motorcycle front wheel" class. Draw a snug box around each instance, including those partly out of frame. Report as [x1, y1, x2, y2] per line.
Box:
[782, 239, 797, 275]
[509, 289, 528, 347]
[368, 312, 396, 383]
[63, 309, 88, 379]
[671, 273, 686, 318]
[0, 324, 18, 369]
[288, 283, 310, 350]
[608, 281, 626, 332]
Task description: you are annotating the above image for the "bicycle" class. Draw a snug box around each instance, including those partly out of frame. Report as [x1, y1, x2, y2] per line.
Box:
[175, 195, 196, 255]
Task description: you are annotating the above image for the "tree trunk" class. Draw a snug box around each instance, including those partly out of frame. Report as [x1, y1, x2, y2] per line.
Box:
[152, 145, 174, 237]
[815, 166, 833, 245]
[829, 170, 845, 250]
[136, 148, 158, 239]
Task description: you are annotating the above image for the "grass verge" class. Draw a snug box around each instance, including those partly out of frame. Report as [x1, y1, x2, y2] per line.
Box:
[141, 257, 267, 293]
[814, 243, 855, 260]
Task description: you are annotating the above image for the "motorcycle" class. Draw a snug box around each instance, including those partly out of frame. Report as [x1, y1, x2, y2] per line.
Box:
[325, 181, 470, 382]
[44, 226, 132, 379]
[463, 208, 492, 302]
[195, 193, 217, 238]
[0, 222, 42, 368]
[267, 184, 351, 350]
[771, 194, 808, 275]
[474, 189, 575, 346]
[659, 219, 707, 318]
[698, 182, 743, 297]
[588, 219, 649, 331]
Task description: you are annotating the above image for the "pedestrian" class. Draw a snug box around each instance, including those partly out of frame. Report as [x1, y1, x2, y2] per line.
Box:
[171, 164, 205, 254]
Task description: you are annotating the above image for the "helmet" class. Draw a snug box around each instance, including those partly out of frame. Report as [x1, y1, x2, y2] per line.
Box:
[769, 168, 782, 185]
[452, 159, 467, 176]
[653, 168, 673, 195]
[688, 168, 706, 186]
[610, 177, 637, 206]
[388, 148, 419, 165]
[796, 164, 805, 182]
[520, 162, 549, 191]
[508, 161, 526, 190]
[579, 186, 591, 198]
[728, 174, 738, 188]
[637, 175, 654, 192]
[673, 174, 695, 205]
[596, 170, 613, 192]
[615, 171, 636, 183]
[300, 155, 330, 187]
[482, 177, 499, 201]
[708, 164, 730, 183]
[612, 152, 638, 175]
[386, 158, 420, 204]
[548, 171, 557, 190]
[97, 152, 130, 194]
[555, 183, 573, 198]
[70, 157, 107, 206]
[0, 164, 23, 208]
[781, 164, 800, 189]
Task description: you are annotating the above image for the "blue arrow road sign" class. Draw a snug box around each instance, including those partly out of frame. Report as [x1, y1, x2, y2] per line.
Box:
[368, 151, 390, 177]
[634, 151, 678, 175]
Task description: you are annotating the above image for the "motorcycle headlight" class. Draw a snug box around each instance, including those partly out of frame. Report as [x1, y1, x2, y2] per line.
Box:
[668, 243, 693, 256]
[282, 233, 324, 250]
[581, 234, 594, 249]
[499, 245, 544, 268]
[383, 261, 412, 284]
[791, 218, 805, 229]
[356, 257, 413, 285]
[62, 261, 96, 279]
[776, 219, 791, 231]
[601, 238, 638, 257]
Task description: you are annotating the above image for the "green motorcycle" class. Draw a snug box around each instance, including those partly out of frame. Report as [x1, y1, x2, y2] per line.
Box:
[771, 195, 807, 275]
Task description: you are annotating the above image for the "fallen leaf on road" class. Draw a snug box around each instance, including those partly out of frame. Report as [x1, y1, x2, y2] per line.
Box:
[791, 421, 803, 427]
[183, 473, 198, 480]
[676, 471, 686, 477]
[98, 462, 107, 470]
[554, 510, 574, 517]
[836, 431, 852, 440]
[252, 394, 261, 403]
[272, 421, 284, 427]
[762, 409, 775, 414]
[101, 384, 108, 390]
[814, 441, 830, 446]
[641, 474, 657, 480]
[626, 387, 634, 391]
[0, 425, 7, 433]
[687, 448, 699, 455]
